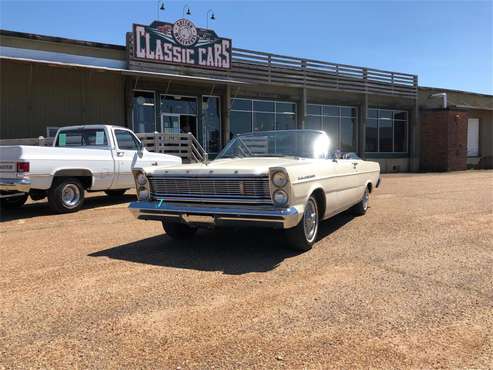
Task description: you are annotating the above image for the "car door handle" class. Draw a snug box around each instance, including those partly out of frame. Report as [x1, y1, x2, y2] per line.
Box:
[116, 151, 124, 157]
[352, 162, 358, 168]
[151, 161, 158, 166]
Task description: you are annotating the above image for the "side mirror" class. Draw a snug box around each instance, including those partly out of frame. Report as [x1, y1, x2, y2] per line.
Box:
[137, 141, 144, 158]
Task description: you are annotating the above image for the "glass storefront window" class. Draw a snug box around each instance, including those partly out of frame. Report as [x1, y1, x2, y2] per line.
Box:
[132, 91, 155, 133]
[230, 111, 252, 138]
[340, 117, 355, 152]
[230, 98, 297, 138]
[161, 95, 197, 115]
[202, 96, 221, 153]
[366, 118, 378, 152]
[379, 119, 393, 152]
[365, 109, 408, 153]
[306, 104, 357, 151]
[253, 112, 275, 131]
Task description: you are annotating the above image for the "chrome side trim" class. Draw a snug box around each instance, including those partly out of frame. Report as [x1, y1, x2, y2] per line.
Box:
[129, 200, 300, 229]
[0, 178, 31, 193]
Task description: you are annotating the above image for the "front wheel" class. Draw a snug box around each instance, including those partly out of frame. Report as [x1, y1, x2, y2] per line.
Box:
[162, 221, 197, 240]
[48, 178, 85, 213]
[284, 196, 319, 252]
[0, 193, 29, 209]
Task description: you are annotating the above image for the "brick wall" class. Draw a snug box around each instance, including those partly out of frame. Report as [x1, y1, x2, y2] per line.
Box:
[420, 110, 468, 171]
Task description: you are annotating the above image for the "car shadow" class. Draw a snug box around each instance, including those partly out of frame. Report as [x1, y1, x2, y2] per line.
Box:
[0, 194, 135, 222]
[88, 212, 356, 275]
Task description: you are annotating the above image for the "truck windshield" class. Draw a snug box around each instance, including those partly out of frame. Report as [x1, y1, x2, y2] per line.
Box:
[55, 128, 108, 147]
[216, 130, 332, 159]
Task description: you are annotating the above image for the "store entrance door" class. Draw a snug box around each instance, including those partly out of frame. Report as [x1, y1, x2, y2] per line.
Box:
[160, 113, 197, 136]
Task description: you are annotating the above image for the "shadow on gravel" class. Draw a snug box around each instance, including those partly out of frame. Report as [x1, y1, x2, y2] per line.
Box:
[89, 213, 355, 275]
[0, 194, 135, 222]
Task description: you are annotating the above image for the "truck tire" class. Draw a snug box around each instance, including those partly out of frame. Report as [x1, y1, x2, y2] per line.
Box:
[104, 189, 128, 197]
[284, 195, 319, 252]
[162, 221, 197, 239]
[48, 178, 85, 213]
[0, 194, 29, 209]
[351, 187, 369, 216]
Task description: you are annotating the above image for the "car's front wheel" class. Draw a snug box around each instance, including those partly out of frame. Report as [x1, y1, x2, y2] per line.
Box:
[162, 221, 197, 239]
[284, 195, 319, 252]
[0, 193, 29, 209]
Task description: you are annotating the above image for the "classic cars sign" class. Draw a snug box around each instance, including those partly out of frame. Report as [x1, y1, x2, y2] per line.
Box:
[132, 19, 232, 70]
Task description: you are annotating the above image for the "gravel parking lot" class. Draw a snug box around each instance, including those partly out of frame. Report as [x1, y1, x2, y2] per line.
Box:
[1, 171, 492, 369]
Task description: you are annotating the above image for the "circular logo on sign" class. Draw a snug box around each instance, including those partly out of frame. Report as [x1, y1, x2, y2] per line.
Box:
[172, 18, 198, 47]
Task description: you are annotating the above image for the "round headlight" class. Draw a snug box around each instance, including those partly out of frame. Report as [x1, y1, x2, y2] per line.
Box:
[137, 188, 150, 201]
[272, 171, 288, 187]
[273, 189, 288, 207]
[136, 173, 147, 186]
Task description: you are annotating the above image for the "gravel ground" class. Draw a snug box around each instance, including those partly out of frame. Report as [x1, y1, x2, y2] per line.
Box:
[0, 171, 492, 369]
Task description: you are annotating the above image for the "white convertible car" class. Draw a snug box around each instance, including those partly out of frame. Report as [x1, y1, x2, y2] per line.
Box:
[129, 130, 381, 251]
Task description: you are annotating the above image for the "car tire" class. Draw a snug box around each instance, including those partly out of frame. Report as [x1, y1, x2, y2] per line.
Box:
[104, 189, 128, 197]
[351, 187, 369, 216]
[284, 195, 319, 252]
[162, 221, 197, 239]
[0, 193, 29, 209]
[48, 178, 85, 213]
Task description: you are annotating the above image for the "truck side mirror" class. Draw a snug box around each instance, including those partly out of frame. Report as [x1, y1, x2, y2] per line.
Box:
[137, 141, 144, 158]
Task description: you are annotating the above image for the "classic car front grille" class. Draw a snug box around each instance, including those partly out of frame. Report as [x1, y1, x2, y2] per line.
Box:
[148, 176, 272, 204]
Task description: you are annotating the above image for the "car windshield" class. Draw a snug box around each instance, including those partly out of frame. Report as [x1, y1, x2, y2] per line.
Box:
[216, 130, 332, 159]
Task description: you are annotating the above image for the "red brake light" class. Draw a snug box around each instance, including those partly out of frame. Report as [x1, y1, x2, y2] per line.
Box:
[17, 162, 30, 172]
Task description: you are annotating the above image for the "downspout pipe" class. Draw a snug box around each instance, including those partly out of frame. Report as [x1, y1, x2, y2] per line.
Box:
[429, 93, 448, 109]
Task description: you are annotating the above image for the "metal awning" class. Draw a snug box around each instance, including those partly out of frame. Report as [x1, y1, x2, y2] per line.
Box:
[0, 55, 248, 86]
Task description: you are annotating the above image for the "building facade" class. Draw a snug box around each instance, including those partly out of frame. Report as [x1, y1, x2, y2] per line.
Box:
[0, 20, 492, 172]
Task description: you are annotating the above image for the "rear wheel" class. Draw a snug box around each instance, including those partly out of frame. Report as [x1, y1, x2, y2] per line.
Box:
[0, 193, 28, 209]
[104, 189, 127, 197]
[162, 221, 197, 239]
[351, 187, 369, 216]
[48, 178, 85, 213]
[284, 196, 319, 252]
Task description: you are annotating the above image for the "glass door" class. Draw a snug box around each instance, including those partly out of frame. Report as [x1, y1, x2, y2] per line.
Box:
[161, 113, 180, 134]
[202, 96, 221, 153]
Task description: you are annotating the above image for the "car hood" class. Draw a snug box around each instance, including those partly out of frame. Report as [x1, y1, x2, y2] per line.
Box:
[144, 157, 314, 176]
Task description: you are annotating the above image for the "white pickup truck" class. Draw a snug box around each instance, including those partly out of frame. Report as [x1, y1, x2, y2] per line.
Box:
[0, 125, 181, 213]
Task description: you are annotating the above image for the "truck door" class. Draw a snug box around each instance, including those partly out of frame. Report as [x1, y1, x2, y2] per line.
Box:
[112, 129, 141, 189]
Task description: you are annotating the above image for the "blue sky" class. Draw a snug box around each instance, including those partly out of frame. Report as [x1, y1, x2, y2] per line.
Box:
[1, 0, 492, 94]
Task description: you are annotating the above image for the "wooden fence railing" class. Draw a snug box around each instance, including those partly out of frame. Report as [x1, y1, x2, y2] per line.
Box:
[0, 133, 206, 163]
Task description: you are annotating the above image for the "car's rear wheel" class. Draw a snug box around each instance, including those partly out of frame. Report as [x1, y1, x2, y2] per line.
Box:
[162, 221, 197, 239]
[104, 189, 128, 197]
[48, 178, 85, 213]
[0, 193, 29, 209]
[285, 196, 319, 252]
[351, 187, 369, 216]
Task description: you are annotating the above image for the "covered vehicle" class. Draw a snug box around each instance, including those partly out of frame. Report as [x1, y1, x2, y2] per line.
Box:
[129, 129, 380, 251]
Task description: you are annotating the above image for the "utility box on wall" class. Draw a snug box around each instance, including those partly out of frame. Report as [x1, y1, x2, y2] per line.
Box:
[420, 110, 468, 171]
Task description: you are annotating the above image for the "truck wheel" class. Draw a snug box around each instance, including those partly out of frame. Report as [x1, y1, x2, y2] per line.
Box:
[48, 178, 85, 213]
[104, 189, 128, 197]
[162, 221, 197, 240]
[0, 194, 29, 209]
[284, 196, 319, 252]
[351, 187, 369, 216]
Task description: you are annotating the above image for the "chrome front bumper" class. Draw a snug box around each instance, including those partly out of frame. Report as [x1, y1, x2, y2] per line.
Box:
[0, 178, 31, 196]
[129, 200, 301, 229]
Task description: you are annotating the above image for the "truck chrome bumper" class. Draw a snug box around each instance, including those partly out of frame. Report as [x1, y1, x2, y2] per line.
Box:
[129, 200, 301, 229]
[0, 178, 31, 195]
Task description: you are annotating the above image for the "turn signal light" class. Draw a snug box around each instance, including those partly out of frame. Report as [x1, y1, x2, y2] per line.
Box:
[16, 162, 30, 172]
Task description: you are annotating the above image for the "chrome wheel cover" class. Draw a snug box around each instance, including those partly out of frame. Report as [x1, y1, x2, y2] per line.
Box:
[61, 184, 81, 209]
[303, 198, 319, 243]
[362, 189, 369, 211]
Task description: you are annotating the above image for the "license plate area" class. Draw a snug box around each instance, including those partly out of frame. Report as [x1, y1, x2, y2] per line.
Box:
[0, 162, 15, 172]
[182, 214, 215, 224]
